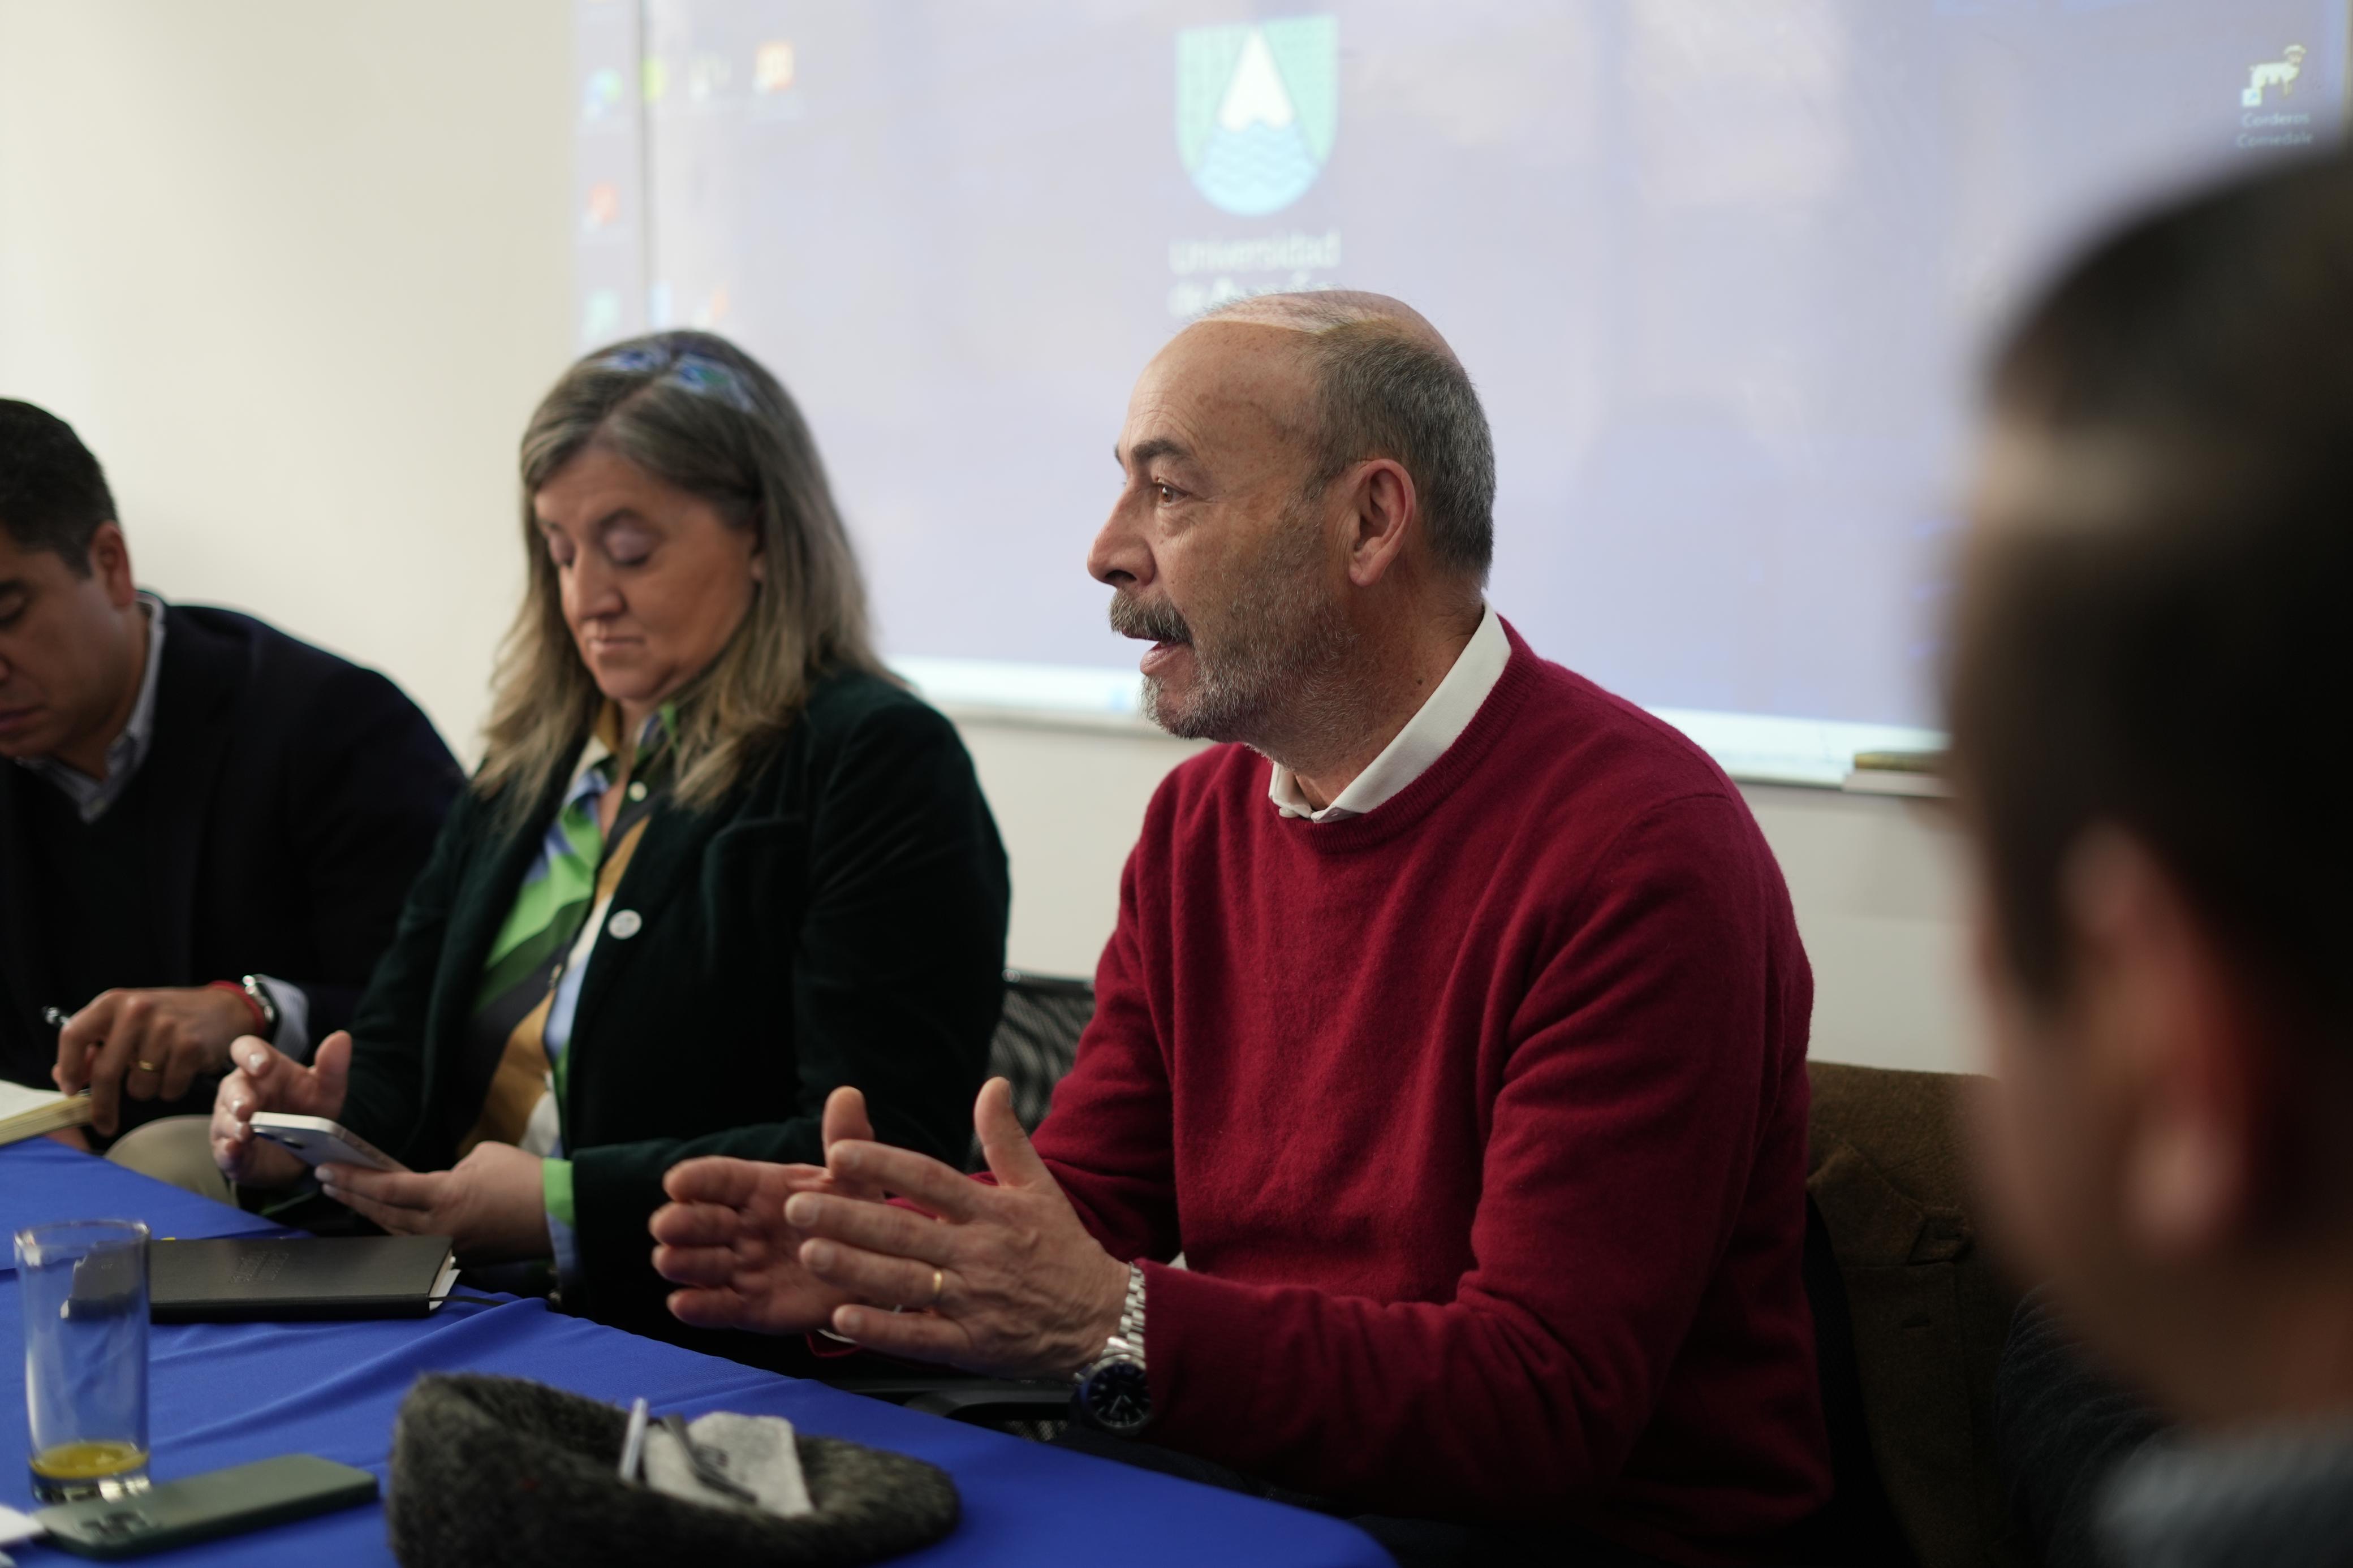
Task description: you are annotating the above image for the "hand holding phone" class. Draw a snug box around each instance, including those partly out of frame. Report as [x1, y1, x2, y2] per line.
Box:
[210, 1034, 355, 1186]
[247, 1115, 407, 1174]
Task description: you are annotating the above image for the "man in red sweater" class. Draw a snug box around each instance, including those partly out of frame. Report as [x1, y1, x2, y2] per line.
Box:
[652, 292, 1831, 1563]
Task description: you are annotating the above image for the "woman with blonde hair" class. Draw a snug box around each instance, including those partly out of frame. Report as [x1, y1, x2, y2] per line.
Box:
[210, 331, 1008, 1349]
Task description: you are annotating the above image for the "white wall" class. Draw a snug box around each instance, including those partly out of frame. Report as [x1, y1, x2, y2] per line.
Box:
[1739, 780, 1978, 1073]
[0, 0, 575, 753]
[0, 1, 1983, 1078]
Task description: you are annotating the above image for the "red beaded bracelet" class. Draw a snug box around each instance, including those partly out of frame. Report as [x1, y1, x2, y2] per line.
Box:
[207, 979, 269, 1036]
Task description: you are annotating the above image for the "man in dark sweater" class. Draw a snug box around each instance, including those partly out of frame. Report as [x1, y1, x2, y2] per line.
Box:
[652, 294, 1830, 1562]
[0, 399, 460, 1141]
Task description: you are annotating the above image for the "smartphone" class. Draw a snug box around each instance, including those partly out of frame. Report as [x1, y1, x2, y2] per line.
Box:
[32, 1454, 378, 1559]
[246, 1114, 405, 1173]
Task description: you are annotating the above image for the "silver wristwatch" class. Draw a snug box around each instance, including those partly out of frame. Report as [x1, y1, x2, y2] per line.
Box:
[238, 974, 280, 1041]
[1072, 1264, 1151, 1435]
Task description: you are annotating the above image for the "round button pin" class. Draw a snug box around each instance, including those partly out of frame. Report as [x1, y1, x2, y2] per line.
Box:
[607, 909, 643, 940]
[627, 781, 647, 802]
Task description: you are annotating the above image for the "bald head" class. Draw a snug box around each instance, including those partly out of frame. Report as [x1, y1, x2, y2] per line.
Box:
[1181, 291, 1494, 581]
[1200, 289, 1454, 352]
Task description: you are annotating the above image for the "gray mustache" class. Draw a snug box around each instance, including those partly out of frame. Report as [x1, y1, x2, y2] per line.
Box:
[1107, 594, 1191, 645]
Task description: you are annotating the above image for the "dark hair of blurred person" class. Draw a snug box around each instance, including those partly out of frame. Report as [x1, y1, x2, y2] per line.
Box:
[0, 397, 460, 1154]
[1950, 153, 2353, 1567]
[208, 331, 1009, 1359]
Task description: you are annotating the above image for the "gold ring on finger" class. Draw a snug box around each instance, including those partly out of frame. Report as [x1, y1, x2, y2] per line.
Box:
[929, 1267, 945, 1307]
[135, 1060, 160, 1074]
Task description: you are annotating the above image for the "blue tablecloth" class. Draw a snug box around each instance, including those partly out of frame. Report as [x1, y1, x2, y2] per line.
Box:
[1, 1141, 1389, 1566]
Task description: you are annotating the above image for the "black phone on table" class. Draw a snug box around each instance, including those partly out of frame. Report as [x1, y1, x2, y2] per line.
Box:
[31, 1454, 378, 1559]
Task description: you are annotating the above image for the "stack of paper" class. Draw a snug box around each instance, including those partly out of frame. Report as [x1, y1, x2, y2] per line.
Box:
[0, 1078, 93, 1147]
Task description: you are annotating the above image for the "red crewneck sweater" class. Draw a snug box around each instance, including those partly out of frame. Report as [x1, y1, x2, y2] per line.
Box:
[1036, 623, 1830, 1563]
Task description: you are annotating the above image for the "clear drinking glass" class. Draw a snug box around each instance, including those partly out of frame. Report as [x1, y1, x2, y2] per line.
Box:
[15, 1220, 151, 1504]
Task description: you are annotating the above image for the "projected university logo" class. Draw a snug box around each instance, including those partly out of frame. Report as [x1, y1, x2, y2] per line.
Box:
[1176, 18, 1338, 218]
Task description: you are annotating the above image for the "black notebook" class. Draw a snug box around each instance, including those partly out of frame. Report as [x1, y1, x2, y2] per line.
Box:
[149, 1236, 458, 1322]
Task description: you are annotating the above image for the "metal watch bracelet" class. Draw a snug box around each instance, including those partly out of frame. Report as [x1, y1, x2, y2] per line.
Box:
[1076, 1263, 1148, 1383]
[1071, 1263, 1153, 1435]
[1118, 1262, 1146, 1358]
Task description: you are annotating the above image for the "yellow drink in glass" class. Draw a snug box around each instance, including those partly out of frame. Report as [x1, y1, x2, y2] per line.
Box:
[29, 1439, 150, 1501]
[15, 1220, 152, 1504]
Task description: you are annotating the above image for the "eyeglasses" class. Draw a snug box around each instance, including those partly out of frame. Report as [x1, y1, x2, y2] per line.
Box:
[584, 347, 759, 414]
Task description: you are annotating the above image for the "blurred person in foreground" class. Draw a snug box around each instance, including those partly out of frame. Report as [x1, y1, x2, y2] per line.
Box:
[1952, 154, 2353, 1567]
[652, 294, 1830, 1564]
[0, 398, 459, 1155]
[210, 332, 1009, 1351]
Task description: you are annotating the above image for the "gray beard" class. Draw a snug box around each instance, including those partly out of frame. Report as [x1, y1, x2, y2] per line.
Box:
[1109, 521, 1361, 761]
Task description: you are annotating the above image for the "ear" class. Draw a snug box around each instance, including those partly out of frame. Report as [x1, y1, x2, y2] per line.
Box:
[740, 506, 769, 584]
[2062, 828, 2260, 1262]
[1337, 458, 1416, 589]
[86, 521, 136, 608]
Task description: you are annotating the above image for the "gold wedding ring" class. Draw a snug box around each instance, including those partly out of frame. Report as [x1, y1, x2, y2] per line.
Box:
[929, 1267, 945, 1307]
[134, 1060, 160, 1074]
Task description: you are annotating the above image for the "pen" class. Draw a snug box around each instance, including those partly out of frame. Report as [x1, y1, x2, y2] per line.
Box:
[41, 1008, 94, 1098]
[618, 1397, 650, 1482]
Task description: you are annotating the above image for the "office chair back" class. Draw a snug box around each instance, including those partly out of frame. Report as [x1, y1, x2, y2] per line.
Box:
[1801, 1191, 1920, 1566]
[970, 969, 1096, 1170]
[1806, 1060, 2027, 1568]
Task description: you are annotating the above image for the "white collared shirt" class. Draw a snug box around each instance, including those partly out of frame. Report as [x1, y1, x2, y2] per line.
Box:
[1268, 603, 1510, 823]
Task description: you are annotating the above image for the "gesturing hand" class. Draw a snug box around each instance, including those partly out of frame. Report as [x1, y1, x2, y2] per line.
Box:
[210, 1031, 354, 1187]
[651, 1159, 853, 1334]
[790, 1077, 1130, 1380]
[650, 1085, 877, 1335]
[57, 986, 255, 1135]
[320, 1141, 549, 1265]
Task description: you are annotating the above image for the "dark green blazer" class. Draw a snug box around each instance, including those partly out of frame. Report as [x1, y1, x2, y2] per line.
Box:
[338, 668, 1009, 1346]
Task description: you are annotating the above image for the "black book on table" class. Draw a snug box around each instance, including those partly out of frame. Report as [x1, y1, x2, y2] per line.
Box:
[149, 1235, 458, 1321]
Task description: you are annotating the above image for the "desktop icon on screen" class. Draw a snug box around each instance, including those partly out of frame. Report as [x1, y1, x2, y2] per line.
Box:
[688, 53, 731, 103]
[579, 290, 622, 349]
[1176, 17, 1338, 218]
[755, 40, 796, 94]
[583, 182, 620, 232]
[2243, 44, 2308, 107]
[581, 67, 623, 123]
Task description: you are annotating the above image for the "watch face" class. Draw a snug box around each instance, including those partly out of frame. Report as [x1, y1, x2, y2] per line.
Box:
[1080, 1358, 1152, 1433]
